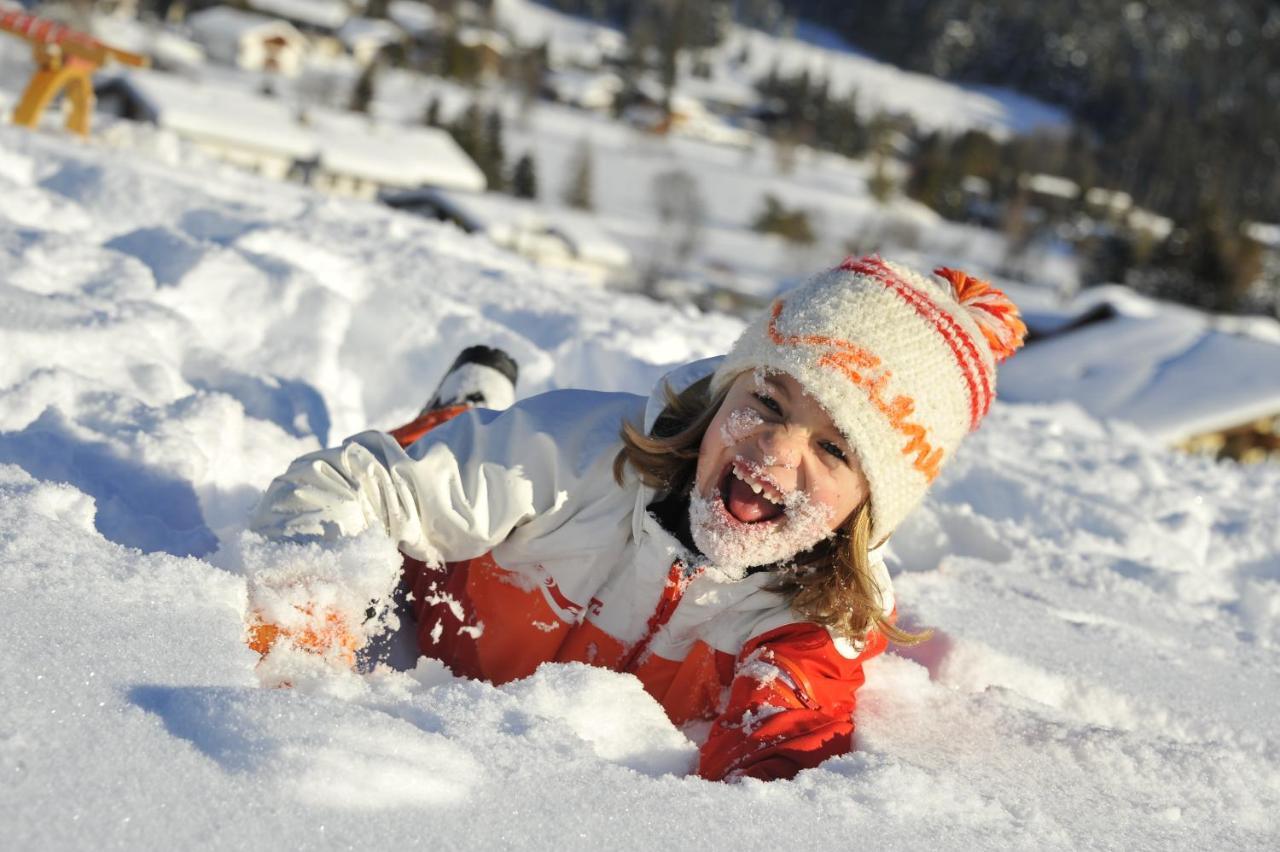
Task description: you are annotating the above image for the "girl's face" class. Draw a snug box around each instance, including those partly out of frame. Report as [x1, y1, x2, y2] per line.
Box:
[688, 370, 870, 571]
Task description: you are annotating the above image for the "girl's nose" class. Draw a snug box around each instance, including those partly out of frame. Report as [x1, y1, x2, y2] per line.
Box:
[757, 424, 803, 469]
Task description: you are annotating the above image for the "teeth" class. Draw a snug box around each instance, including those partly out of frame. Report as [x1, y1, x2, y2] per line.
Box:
[733, 465, 783, 504]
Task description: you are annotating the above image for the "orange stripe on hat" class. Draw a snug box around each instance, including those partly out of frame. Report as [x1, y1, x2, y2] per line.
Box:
[843, 256, 992, 431]
[767, 300, 944, 482]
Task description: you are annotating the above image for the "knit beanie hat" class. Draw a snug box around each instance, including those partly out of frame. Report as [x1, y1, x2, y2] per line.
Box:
[711, 255, 1026, 545]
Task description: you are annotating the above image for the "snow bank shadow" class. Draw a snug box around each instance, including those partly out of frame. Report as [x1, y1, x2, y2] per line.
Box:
[184, 360, 331, 445]
[129, 685, 277, 773]
[888, 504, 1013, 573]
[888, 629, 1151, 734]
[0, 409, 216, 557]
[129, 684, 481, 809]
[890, 626, 955, 679]
[497, 663, 699, 778]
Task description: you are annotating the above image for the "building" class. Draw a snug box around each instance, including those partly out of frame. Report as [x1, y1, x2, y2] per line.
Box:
[186, 6, 306, 76]
[96, 69, 486, 197]
[999, 285, 1280, 462]
[338, 16, 404, 67]
[244, 0, 347, 34]
[381, 187, 631, 287]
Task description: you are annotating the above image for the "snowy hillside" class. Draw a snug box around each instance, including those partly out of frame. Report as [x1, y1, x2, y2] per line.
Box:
[2, 124, 1279, 850]
[492, 0, 1069, 137]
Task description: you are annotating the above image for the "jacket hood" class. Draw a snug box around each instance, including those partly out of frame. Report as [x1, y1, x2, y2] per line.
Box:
[643, 355, 724, 435]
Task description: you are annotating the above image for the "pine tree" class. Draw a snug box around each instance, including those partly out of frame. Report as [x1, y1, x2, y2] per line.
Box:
[751, 194, 815, 245]
[562, 138, 594, 211]
[511, 153, 538, 200]
[349, 62, 378, 114]
[483, 108, 506, 191]
[423, 95, 442, 128]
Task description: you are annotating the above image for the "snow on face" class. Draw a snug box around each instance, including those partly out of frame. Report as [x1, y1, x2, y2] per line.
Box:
[690, 372, 868, 574]
[689, 473, 835, 579]
[719, 406, 763, 444]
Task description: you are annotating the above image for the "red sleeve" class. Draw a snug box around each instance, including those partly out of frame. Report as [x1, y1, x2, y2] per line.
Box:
[698, 622, 887, 782]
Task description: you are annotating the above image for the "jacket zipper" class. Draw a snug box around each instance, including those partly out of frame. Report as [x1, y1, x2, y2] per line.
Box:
[619, 558, 697, 672]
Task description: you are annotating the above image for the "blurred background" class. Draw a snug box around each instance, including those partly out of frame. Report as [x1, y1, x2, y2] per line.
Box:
[3, 0, 1279, 463]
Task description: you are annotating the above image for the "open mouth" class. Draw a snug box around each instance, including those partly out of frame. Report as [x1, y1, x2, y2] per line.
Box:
[718, 459, 787, 524]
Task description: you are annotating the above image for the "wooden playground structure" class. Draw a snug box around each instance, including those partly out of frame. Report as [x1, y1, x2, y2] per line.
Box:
[1, 9, 147, 136]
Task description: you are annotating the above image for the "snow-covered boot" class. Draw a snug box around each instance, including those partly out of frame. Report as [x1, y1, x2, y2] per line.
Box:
[422, 344, 519, 413]
[389, 345, 519, 447]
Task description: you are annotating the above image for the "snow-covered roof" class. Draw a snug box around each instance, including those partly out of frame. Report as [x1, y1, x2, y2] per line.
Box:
[390, 187, 630, 269]
[543, 69, 622, 110]
[1000, 286, 1280, 442]
[456, 26, 510, 54]
[104, 69, 486, 192]
[187, 6, 304, 47]
[338, 16, 404, 51]
[90, 14, 207, 69]
[1085, 186, 1133, 212]
[493, 0, 626, 68]
[308, 111, 486, 192]
[388, 0, 438, 36]
[1023, 173, 1080, 200]
[109, 68, 316, 158]
[1245, 221, 1280, 249]
[245, 0, 348, 31]
[1126, 208, 1174, 240]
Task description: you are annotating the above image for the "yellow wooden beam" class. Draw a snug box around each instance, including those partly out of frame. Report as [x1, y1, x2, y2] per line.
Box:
[1, 10, 148, 136]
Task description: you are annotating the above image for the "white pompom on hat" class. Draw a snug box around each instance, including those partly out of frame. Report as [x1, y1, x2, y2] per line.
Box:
[711, 256, 1026, 545]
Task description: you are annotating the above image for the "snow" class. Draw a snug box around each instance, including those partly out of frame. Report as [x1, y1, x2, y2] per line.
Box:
[107, 68, 317, 159]
[488, 0, 1067, 137]
[186, 5, 303, 46]
[1024, 172, 1080, 199]
[337, 16, 404, 53]
[494, 0, 626, 69]
[101, 69, 486, 193]
[396, 186, 631, 274]
[246, 0, 348, 31]
[388, 0, 438, 38]
[306, 110, 487, 192]
[89, 13, 207, 70]
[1246, 221, 1280, 249]
[366, 72, 1027, 300]
[1000, 287, 1280, 443]
[2, 106, 1279, 849]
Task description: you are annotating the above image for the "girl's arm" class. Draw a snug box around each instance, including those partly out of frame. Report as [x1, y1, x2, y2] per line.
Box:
[249, 389, 643, 565]
[698, 622, 888, 782]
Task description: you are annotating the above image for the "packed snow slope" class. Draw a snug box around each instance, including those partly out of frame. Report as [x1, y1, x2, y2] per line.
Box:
[1, 124, 1279, 851]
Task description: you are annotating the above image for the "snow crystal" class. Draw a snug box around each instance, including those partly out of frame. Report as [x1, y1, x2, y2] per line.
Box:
[719, 405, 763, 444]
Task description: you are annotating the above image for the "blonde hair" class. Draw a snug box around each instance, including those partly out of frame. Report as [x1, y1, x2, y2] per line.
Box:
[614, 376, 927, 645]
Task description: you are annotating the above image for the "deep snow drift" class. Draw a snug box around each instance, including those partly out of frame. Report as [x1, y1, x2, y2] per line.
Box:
[1, 125, 1278, 850]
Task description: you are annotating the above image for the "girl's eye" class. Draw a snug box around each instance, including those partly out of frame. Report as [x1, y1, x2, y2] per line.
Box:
[752, 392, 783, 416]
[820, 440, 847, 462]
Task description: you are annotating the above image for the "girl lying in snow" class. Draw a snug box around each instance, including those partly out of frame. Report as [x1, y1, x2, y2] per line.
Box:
[246, 256, 1026, 782]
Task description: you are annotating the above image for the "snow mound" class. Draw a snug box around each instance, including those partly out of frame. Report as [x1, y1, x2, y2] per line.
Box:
[2, 123, 1278, 850]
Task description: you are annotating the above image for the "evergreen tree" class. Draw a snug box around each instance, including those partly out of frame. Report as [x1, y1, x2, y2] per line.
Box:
[751, 194, 815, 245]
[511, 153, 538, 200]
[349, 62, 378, 114]
[651, 167, 706, 265]
[483, 108, 507, 191]
[422, 95, 442, 128]
[562, 138, 595, 211]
